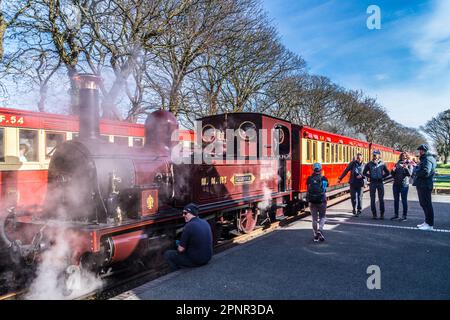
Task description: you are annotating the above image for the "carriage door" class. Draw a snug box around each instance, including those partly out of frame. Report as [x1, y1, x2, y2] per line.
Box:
[274, 125, 290, 192]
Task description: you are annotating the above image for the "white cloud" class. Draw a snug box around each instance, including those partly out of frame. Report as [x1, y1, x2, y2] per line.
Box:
[411, 0, 450, 76]
[374, 74, 389, 81]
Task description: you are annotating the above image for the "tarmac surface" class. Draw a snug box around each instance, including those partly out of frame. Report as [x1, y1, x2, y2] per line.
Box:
[112, 184, 450, 300]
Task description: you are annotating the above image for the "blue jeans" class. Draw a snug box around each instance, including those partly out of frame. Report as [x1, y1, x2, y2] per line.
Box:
[350, 185, 363, 211]
[392, 184, 409, 217]
[369, 182, 384, 216]
[164, 250, 198, 271]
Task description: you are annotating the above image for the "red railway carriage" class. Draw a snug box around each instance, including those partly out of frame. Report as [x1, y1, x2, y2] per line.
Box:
[291, 125, 370, 200]
[0, 107, 193, 210]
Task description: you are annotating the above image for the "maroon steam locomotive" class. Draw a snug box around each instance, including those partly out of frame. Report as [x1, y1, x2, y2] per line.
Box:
[0, 74, 398, 293]
[0, 74, 294, 290]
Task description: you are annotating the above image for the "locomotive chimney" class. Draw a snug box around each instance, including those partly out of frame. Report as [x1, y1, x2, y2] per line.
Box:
[74, 74, 102, 140]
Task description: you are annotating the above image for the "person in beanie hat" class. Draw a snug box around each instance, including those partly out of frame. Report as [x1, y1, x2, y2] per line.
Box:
[307, 163, 329, 242]
[413, 144, 437, 230]
[363, 149, 390, 219]
[164, 203, 213, 270]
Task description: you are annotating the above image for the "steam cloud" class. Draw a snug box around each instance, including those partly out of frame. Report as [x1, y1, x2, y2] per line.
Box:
[25, 229, 102, 300]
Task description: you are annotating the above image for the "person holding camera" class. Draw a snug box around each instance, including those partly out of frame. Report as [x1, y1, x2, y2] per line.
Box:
[390, 152, 413, 221]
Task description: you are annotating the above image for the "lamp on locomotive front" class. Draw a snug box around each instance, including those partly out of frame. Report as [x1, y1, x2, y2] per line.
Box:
[73, 74, 102, 140]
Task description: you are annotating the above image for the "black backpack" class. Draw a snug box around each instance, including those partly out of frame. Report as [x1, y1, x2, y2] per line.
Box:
[307, 175, 324, 204]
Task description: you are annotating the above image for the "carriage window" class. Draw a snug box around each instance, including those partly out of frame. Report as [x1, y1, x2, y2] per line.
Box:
[100, 135, 110, 143]
[325, 143, 330, 163]
[114, 136, 129, 146]
[312, 141, 317, 162]
[45, 132, 65, 159]
[334, 144, 339, 163]
[133, 137, 144, 147]
[306, 140, 311, 162]
[321, 142, 325, 163]
[0, 128, 4, 162]
[330, 144, 335, 163]
[19, 129, 38, 162]
[338, 145, 343, 163]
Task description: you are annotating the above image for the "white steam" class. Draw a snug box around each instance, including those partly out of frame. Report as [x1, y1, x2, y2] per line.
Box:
[25, 229, 102, 300]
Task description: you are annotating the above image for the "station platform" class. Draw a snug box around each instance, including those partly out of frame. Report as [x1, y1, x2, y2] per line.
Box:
[112, 184, 450, 300]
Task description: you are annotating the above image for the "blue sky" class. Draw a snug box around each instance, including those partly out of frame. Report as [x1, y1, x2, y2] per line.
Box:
[262, 0, 450, 128]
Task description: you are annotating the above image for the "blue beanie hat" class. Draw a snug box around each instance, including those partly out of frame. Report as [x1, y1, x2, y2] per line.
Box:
[417, 144, 429, 152]
[313, 163, 322, 172]
[183, 203, 199, 216]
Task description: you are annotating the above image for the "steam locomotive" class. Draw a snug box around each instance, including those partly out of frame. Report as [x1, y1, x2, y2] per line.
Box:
[0, 74, 399, 293]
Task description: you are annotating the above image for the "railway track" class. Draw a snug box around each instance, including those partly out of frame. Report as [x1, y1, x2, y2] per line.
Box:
[0, 185, 359, 301]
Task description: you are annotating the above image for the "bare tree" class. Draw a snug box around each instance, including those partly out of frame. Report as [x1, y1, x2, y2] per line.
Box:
[422, 109, 450, 163]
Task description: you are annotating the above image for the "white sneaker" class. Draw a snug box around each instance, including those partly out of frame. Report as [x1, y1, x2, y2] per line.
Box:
[417, 222, 426, 228]
[418, 223, 434, 231]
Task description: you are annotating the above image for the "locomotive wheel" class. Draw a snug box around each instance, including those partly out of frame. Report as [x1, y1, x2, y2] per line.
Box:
[236, 208, 258, 234]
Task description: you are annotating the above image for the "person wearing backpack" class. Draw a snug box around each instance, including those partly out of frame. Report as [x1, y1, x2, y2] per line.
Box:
[363, 150, 390, 219]
[413, 144, 437, 231]
[307, 162, 329, 242]
[337, 152, 365, 216]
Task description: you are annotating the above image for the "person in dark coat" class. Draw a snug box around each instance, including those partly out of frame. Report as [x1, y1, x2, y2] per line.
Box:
[164, 203, 213, 270]
[390, 152, 413, 221]
[338, 152, 365, 216]
[363, 150, 390, 219]
[413, 144, 437, 231]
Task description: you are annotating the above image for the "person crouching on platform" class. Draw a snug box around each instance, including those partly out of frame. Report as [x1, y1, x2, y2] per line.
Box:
[307, 163, 329, 242]
[164, 203, 213, 271]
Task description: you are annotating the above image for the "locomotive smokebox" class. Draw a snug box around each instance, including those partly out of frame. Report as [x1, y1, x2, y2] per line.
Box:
[74, 74, 102, 140]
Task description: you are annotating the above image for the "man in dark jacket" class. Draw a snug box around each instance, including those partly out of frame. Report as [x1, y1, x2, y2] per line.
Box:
[363, 150, 390, 219]
[390, 152, 413, 221]
[338, 152, 365, 216]
[164, 203, 213, 270]
[414, 144, 437, 231]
